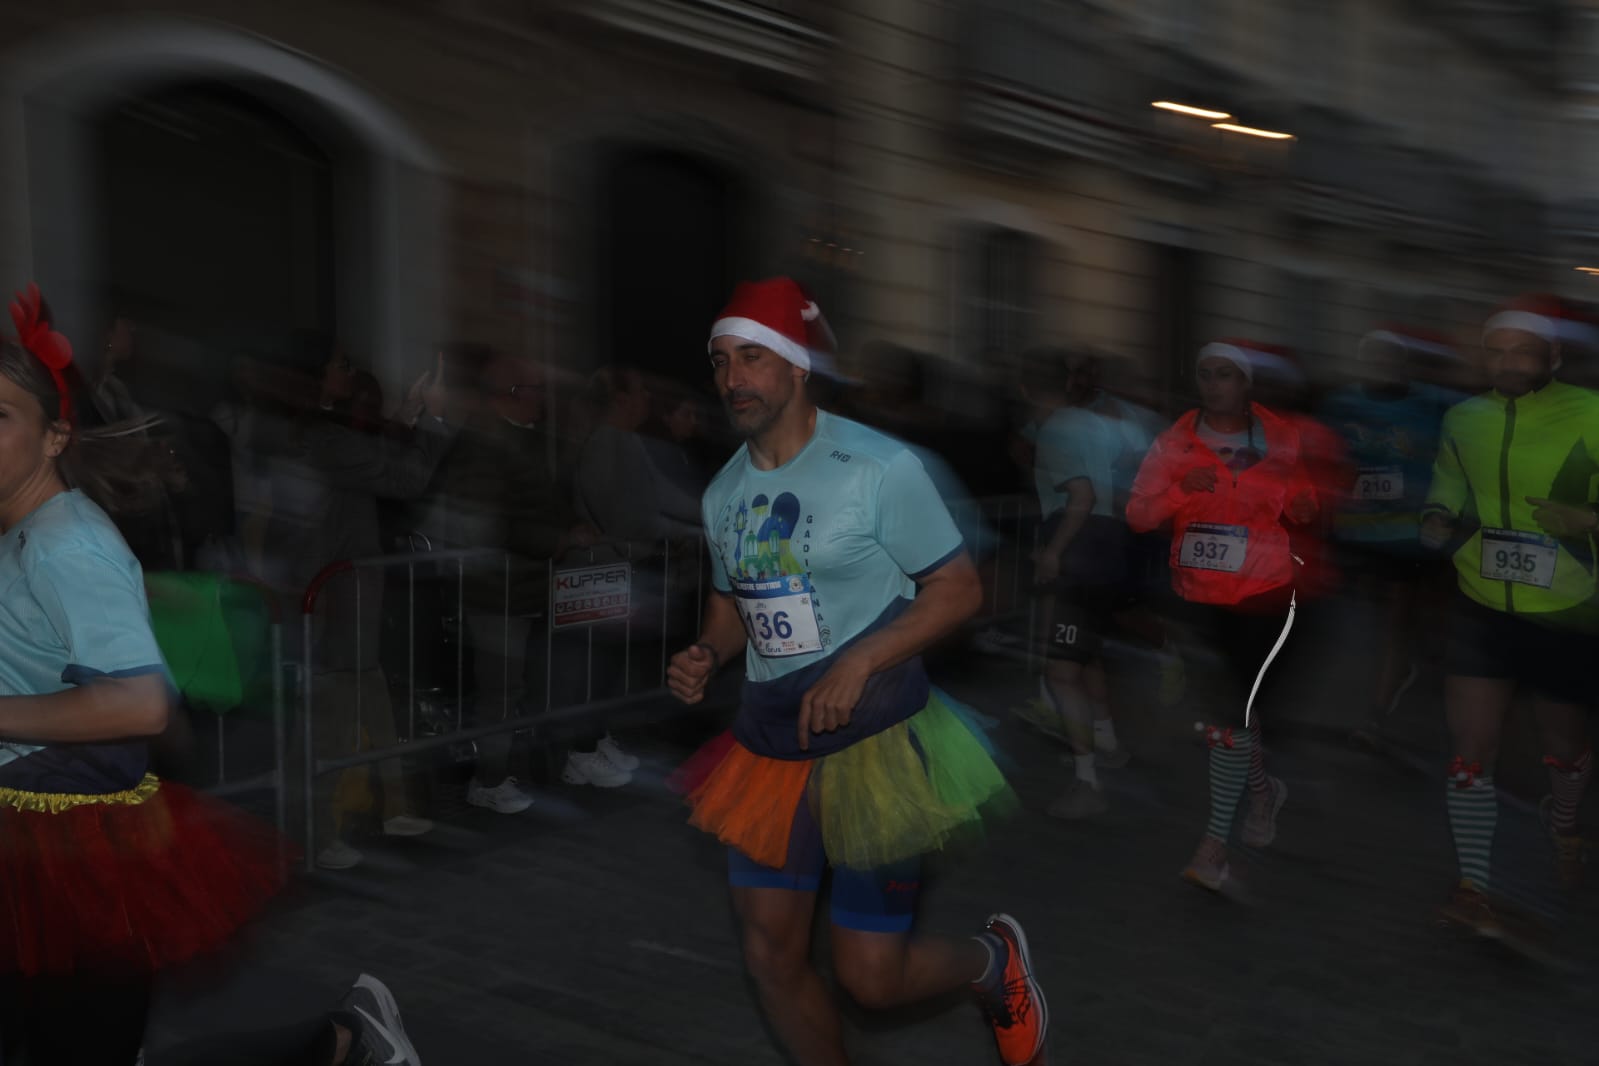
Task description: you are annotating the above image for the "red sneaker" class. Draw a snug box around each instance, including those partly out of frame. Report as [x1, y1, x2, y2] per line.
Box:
[977, 914, 1048, 1066]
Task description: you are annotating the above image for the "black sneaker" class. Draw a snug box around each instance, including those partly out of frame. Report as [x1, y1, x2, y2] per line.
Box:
[342, 974, 421, 1066]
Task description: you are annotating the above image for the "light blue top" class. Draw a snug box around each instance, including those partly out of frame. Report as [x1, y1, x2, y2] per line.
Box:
[1033, 406, 1119, 518]
[703, 409, 964, 682]
[0, 490, 166, 769]
[1320, 381, 1457, 546]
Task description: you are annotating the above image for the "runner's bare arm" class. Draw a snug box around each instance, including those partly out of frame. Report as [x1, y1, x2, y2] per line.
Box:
[797, 553, 982, 749]
[668, 591, 747, 704]
[0, 673, 171, 743]
[1035, 476, 1094, 584]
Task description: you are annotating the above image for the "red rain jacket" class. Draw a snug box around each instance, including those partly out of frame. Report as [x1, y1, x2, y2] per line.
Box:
[1127, 403, 1317, 606]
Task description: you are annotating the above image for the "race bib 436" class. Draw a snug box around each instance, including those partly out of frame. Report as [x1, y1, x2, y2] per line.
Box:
[733, 576, 824, 657]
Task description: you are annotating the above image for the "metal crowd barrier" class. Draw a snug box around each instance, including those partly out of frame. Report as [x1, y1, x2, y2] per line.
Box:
[296, 537, 706, 870]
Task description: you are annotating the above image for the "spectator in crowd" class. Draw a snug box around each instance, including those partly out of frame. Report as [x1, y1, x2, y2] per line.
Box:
[644, 377, 716, 501]
[574, 366, 703, 543]
[419, 350, 614, 808]
[215, 343, 454, 870]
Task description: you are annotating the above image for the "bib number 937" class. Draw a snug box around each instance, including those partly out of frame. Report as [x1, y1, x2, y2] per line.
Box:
[1179, 523, 1248, 574]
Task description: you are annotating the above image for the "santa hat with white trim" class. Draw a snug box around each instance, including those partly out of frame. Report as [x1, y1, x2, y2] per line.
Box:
[1482, 294, 1591, 371]
[1358, 323, 1459, 364]
[708, 277, 836, 373]
[1483, 294, 1564, 343]
[1196, 338, 1301, 384]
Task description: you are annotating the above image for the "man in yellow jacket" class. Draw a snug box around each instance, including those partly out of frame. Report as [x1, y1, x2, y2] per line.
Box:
[1423, 296, 1599, 937]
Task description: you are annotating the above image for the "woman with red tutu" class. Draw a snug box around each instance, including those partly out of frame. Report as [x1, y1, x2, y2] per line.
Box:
[0, 285, 292, 1063]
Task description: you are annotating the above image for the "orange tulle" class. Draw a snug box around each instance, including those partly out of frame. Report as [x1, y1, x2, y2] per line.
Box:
[683, 735, 813, 869]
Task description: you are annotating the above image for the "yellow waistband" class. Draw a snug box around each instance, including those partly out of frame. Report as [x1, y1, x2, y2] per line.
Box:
[0, 774, 161, 814]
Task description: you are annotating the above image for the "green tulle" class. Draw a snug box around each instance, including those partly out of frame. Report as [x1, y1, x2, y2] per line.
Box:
[808, 691, 1016, 871]
[145, 572, 274, 714]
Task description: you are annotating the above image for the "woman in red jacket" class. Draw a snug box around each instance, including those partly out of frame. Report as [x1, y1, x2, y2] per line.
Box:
[1127, 339, 1317, 895]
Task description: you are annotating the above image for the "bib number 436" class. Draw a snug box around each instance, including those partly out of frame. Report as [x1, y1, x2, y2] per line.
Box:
[751, 610, 794, 641]
[733, 577, 824, 657]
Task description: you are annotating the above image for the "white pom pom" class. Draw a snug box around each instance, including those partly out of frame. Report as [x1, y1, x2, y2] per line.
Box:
[800, 301, 820, 322]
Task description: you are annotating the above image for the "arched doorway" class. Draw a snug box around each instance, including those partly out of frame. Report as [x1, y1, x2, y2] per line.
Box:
[0, 16, 443, 395]
[595, 147, 749, 386]
[98, 81, 336, 413]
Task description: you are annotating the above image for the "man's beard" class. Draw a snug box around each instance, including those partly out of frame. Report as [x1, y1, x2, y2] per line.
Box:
[1494, 371, 1551, 398]
[724, 390, 782, 439]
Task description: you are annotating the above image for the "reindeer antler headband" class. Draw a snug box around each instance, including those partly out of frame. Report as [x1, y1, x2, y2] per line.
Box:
[9, 283, 73, 420]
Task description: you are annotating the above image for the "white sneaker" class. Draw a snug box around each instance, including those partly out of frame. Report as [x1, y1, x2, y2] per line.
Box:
[597, 734, 641, 772]
[316, 840, 364, 870]
[382, 815, 435, 838]
[562, 749, 632, 788]
[466, 777, 534, 814]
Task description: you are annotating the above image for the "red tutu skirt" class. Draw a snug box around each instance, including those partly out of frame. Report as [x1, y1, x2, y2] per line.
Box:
[0, 775, 288, 977]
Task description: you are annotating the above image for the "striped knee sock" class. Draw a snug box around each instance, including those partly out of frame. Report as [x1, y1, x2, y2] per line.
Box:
[1546, 748, 1593, 836]
[1446, 766, 1496, 890]
[1206, 729, 1255, 843]
[1246, 725, 1268, 794]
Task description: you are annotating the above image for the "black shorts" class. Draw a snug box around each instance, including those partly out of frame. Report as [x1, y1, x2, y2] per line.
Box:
[1335, 541, 1442, 586]
[1445, 593, 1595, 706]
[1041, 583, 1119, 663]
[1037, 513, 1130, 663]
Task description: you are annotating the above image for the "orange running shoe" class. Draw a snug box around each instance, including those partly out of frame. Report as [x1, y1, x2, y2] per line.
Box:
[977, 914, 1048, 1066]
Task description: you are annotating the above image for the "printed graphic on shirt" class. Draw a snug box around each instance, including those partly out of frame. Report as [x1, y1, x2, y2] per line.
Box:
[733, 493, 805, 580]
[1212, 440, 1264, 474]
[722, 492, 831, 652]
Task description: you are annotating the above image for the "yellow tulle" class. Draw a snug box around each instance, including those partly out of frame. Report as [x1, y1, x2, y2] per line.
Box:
[808, 693, 1014, 870]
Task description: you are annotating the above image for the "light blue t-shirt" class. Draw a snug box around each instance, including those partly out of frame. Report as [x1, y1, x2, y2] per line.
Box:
[704, 410, 964, 683]
[0, 490, 166, 772]
[1033, 406, 1119, 518]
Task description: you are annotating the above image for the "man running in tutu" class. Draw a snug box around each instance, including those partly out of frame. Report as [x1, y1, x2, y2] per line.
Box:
[668, 277, 1047, 1066]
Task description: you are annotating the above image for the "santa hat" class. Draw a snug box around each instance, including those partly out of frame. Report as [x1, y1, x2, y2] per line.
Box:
[708, 277, 835, 373]
[1358, 323, 1459, 363]
[1482, 294, 1594, 371]
[1197, 338, 1299, 385]
[1483, 294, 1571, 346]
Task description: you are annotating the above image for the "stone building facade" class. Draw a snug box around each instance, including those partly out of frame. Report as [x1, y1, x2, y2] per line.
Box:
[0, 0, 1591, 417]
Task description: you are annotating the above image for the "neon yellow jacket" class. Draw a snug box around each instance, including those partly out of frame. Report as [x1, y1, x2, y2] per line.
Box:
[1424, 380, 1599, 614]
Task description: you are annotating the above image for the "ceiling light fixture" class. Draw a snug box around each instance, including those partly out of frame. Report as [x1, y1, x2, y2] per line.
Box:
[1152, 101, 1232, 120]
[1213, 122, 1295, 141]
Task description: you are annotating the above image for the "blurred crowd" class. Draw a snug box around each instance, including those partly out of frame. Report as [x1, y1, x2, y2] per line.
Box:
[81, 287, 1599, 941]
